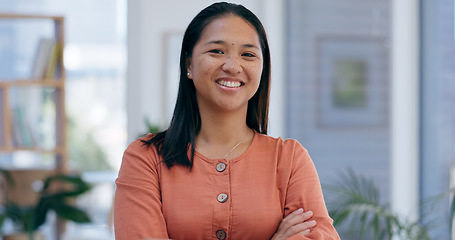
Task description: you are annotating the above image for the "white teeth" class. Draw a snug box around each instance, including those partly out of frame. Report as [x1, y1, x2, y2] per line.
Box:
[218, 80, 241, 88]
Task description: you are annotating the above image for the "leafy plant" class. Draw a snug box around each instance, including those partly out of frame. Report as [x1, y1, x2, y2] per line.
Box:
[0, 173, 91, 239]
[418, 185, 455, 239]
[145, 117, 162, 134]
[325, 168, 430, 240]
[0, 170, 14, 235]
[0, 169, 14, 187]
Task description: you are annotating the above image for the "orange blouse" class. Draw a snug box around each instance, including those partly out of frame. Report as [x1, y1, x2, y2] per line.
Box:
[114, 132, 340, 240]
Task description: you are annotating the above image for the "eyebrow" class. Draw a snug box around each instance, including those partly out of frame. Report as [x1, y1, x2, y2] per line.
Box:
[206, 40, 260, 50]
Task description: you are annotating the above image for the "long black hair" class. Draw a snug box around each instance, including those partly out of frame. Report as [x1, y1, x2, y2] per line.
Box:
[143, 2, 271, 168]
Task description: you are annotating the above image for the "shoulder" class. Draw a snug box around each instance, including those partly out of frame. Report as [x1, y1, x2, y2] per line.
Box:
[124, 134, 153, 155]
[253, 133, 311, 171]
[122, 133, 162, 167]
[126, 133, 155, 150]
[255, 132, 307, 154]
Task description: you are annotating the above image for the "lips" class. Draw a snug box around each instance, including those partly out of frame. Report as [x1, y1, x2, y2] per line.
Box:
[216, 78, 244, 88]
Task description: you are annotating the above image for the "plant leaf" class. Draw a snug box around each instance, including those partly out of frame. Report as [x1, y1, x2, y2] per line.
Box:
[52, 202, 91, 223]
[41, 175, 90, 198]
[324, 168, 429, 239]
[33, 198, 53, 229]
[0, 169, 15, 187]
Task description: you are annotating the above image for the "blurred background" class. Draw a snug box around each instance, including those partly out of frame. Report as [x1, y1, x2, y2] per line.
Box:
[0, 0, 453, 239]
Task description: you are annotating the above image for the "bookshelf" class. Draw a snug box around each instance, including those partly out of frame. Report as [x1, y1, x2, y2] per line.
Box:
[0, 14, 68, 172]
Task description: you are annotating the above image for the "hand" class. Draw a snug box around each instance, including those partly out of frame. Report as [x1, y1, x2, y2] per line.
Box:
[271, 208, 317, 240]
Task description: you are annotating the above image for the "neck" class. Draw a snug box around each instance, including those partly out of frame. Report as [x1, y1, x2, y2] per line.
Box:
[196, 106, 250, 146]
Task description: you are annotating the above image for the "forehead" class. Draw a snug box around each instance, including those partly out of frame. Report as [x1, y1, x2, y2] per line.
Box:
[198, 15, 260, 45]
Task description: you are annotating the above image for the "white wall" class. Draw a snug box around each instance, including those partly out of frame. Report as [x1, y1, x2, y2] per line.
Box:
[127, 0, 285, 143]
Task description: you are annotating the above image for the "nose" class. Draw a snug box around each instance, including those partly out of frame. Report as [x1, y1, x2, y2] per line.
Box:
[221, 55, 242, 74]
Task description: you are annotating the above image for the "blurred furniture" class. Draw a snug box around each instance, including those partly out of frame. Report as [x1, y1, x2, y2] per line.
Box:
[0, 13, 68, 240]
[0, 13, 68, 171]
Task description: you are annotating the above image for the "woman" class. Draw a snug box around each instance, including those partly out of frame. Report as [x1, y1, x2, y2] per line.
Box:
[114, 2, 340, 240]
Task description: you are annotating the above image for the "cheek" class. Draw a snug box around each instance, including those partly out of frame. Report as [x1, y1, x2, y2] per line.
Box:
[192, 59, 215, 90]
[247, 64, 263, 84]
[194, 58, 216, 75]
[251, 64, 263, 94]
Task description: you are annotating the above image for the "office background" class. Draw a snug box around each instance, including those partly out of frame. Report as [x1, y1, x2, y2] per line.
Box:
[0, 0, 453, 239]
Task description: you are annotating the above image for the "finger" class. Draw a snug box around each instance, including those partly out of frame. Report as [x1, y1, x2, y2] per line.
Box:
[291, 209, 313, 221]
[301, 210, 313, 221]
[285, 220, 317, 237]
[300, 229, 311, 236]
[276, 208, 303, 231]
[278, 209, 313, 231]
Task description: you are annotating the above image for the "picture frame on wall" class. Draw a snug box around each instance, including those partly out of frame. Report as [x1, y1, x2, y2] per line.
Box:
[315, 36, 388, 129]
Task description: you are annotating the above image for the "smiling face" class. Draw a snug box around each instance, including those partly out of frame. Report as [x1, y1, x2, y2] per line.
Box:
[187, 15, 263, 114]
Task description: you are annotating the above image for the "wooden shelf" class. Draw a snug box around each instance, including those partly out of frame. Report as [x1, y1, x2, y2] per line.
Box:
[0, 14, 69, 240]
[0, 79, 64, 87]
[0, 13, 64, 20]
[0, 146, 65, 154]
[0, 14, 67, 171]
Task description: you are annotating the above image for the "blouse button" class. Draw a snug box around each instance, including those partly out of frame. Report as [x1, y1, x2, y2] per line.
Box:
[216, 230, 227, 240]
[217, 193, 228, 203]
[216, 162, 226, 172]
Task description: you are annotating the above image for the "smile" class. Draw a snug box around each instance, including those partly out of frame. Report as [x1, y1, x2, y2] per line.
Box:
[216, 80, 243, 88]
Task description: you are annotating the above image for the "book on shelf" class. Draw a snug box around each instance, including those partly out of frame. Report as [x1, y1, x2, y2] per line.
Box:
[44, 43, 59, 80]
[30, 38, 58, 80]
[11, 106, 36, 148]
[11, 106, 24, 147]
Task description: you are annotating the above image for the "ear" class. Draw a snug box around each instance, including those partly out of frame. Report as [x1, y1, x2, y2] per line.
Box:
[186, 58, 192, 79]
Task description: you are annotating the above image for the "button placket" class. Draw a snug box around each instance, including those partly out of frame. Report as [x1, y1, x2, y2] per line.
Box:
[213, 160, 230, 239]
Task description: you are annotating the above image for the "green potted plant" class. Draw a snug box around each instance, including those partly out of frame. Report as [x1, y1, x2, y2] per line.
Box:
[325, 168, 430, 240]
[325, 168, 455, 239]
[0, 172, 91, 240]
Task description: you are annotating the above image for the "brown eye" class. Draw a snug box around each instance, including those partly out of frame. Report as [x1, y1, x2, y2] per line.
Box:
[209, 49, 224, 54]
[242, 52, 256, 57]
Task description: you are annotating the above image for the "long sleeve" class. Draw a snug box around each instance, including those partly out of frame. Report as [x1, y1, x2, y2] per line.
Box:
[283, 142, 340, 240]
[114, 138, 169, 240]
[113, 133, 339, 240]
